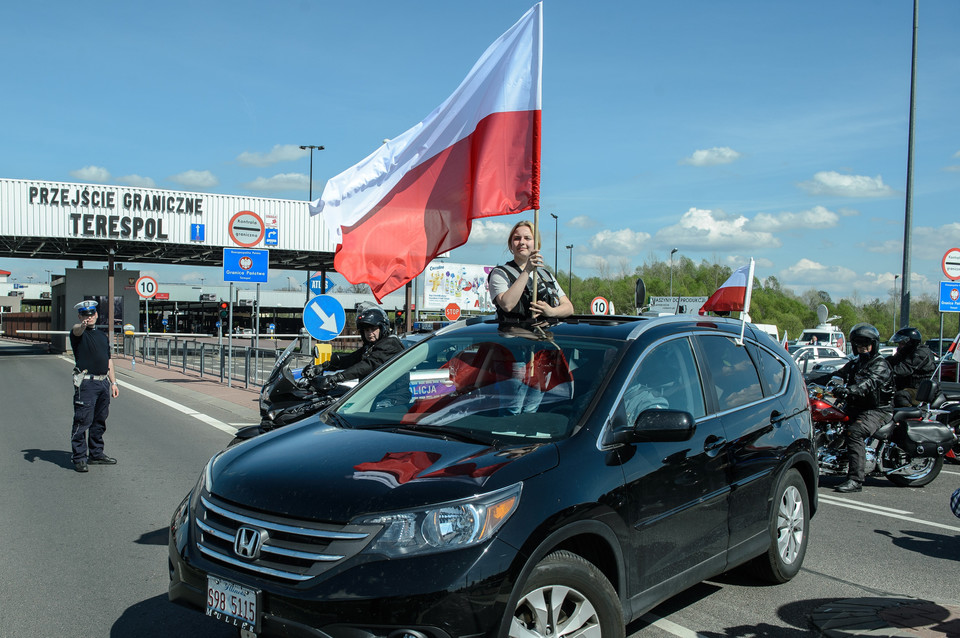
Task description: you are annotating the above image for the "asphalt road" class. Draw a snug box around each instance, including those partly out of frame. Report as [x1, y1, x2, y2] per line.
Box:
[2, 339, 959, 637]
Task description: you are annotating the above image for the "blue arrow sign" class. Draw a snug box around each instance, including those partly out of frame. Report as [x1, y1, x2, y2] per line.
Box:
[303, 295, 346, 341]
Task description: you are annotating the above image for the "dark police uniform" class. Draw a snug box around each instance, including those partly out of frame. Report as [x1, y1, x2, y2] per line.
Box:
[70, 307, 117, 470]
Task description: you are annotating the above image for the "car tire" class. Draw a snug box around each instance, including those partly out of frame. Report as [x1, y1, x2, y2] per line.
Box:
[751, 468, 809, 584]
[505, 550, 623, 638]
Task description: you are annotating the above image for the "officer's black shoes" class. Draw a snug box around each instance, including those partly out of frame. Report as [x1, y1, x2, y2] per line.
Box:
[834, 478, 862, 493]
[74, 461, 88, 473]
[88, 455, 117, 465]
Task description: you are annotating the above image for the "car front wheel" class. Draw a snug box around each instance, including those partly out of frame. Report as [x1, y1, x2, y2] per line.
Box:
[506, 550, 623, 638]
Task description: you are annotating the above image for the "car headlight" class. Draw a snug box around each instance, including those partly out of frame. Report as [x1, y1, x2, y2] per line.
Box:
[355, 483, 522, 557]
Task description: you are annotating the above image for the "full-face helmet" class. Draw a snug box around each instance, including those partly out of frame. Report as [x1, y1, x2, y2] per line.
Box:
[890, 327, 922, 352]
[849, 323, 880, 357]
[356, 307, 390, 342]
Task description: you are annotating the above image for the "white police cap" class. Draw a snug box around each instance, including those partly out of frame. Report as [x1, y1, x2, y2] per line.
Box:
[74, 300, 99, 313]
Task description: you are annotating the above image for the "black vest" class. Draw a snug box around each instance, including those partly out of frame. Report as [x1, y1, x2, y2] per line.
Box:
[490, 261, 561, 323]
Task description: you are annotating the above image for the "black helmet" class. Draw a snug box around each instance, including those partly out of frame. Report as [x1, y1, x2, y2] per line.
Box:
[849, 323, 880, 355]
[357, 307, 390, 341]
[890, 327, 922, 351]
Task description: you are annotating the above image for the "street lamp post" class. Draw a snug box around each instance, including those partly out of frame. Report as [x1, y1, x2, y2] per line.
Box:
[565, 244, 574, 300]
[299, 145, 325, 200]
[893, 274, 900, 336]
[300, 144, 325, 305]
[550, 213, 558, 273]
[669, 248, 679, 298]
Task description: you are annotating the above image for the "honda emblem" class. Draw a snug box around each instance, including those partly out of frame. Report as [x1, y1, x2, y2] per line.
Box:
[234, 526, 263, 559]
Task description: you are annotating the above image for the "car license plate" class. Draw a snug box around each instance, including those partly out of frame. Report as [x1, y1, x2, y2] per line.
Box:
[206, 575, 259, 632]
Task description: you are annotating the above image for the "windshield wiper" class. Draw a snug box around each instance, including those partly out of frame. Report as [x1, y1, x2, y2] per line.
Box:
[322, 411, 351, 429]
[400, 424, 499, 446]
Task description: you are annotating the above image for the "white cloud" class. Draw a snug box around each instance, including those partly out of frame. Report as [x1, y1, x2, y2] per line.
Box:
[568, 215, 597, 229]
[680, 146, 742, 166]
[862, 239, 901, 254]
[780, 258, 859, 287]
[468, 220, 513, 245]
[943, 165, 960, 173]
[797, 171, 896, 197]
[70, 166, 111, 183]
[237, 144, 308, 167]
[588, 228, 651, 255]
[747, 205, 840, 232]
[954, 150, 960, 158]
[116, 174, 157, 188]
[169, 170, 219, 189]
[242, 173, 308, 193]
[655, 207, 780, 251]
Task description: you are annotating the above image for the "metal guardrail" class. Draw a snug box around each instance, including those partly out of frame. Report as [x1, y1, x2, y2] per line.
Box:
[122, 335, 322, 389]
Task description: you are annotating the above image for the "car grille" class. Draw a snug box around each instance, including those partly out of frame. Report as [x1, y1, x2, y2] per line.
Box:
[195, 494, 380, 584]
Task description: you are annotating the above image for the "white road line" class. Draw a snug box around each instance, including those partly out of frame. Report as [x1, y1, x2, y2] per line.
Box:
[117, 379, 237, 435]
[639, 613, 707, 638]
[819, 493, 960, 533]
[818, 494, 913, 515]
[941, 468, 960, 476]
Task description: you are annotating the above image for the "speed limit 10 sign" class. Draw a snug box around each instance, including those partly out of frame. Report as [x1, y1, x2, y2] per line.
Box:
[136, 275, 158, 299]
[591, 296, 609, 315]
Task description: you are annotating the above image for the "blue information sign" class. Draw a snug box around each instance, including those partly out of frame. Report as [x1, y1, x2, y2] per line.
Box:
[265, 228, 278, 246]
[309, 275, 335, 296]
[191, 223, 205, 242]
[303, 295, 346, 341]
[940, 281, 960, 313]
[223, 248, 269, 283]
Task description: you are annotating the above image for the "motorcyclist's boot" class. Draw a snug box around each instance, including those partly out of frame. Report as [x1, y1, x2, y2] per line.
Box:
[834, 478, 862, 493]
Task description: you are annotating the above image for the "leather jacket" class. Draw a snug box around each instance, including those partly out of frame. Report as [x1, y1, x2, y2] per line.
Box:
[886, 345, 936, 390]
[838, 351, 895, 413]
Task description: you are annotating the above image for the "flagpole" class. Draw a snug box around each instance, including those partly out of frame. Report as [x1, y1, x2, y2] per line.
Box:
[532, 209, 540, 305]
[737, 258, 756, 345]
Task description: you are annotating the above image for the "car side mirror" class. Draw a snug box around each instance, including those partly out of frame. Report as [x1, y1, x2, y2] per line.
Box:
[611, 409, 696, 445]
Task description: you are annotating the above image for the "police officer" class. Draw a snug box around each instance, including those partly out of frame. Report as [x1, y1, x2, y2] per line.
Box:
[70, 300, 119, 473]
[886, 327, 936, 407]
[832, 323, 894, 493]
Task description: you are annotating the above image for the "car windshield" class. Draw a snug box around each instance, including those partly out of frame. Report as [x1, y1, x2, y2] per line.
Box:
[334, 326, 623, 443]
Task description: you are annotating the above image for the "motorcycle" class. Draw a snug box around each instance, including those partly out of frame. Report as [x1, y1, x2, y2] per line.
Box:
[809, 378, 956, 487]
[230, 340, 350, 446]
[926, 382, 960, 462]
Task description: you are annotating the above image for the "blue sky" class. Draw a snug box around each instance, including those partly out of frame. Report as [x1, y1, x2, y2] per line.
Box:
[2, 1, 959, 303]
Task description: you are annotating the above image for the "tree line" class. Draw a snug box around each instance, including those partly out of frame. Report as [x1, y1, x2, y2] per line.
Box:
[554, 256, 959, 344]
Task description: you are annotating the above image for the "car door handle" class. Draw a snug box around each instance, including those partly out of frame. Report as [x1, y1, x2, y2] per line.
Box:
[770, 409, 784, 425]
[704, 435, 726, 455]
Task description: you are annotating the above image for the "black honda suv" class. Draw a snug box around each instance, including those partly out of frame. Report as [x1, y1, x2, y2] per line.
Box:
[169, 314, 817, 638]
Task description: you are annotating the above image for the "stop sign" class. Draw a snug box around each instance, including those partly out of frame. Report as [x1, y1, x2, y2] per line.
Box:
[444, 303, 461, 321]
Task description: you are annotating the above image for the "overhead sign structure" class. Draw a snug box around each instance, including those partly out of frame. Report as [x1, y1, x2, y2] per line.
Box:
[223, 248, 269, 283]
[228, 210, 265, 247]
[303, 295, 346, 341]
[939, 281, 960, 313]
[135, 275, 158, 299]
[943, 248, 960, 281]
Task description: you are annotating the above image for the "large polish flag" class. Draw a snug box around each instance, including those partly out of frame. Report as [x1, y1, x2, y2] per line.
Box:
[699, 260, 756, 315]
[310, 3, 543, 301]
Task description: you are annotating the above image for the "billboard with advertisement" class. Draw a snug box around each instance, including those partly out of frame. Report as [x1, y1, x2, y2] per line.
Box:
[422, 262, 496, 313]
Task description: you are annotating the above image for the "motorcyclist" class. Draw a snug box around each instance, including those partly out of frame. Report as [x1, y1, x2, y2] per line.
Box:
[300, 307, 404, 392]
[831, 323, 895, 493]
[886, 327, 936, 407]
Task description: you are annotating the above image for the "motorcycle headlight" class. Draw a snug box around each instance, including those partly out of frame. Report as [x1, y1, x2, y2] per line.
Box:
[355, 483, 522, 557]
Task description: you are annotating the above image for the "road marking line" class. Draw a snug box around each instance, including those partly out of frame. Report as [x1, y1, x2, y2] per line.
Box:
[639, 613, 706, 638]
[819, 494, 960, 532]
[116, 380, 237, 435]
[941, 469, 960, 476]
[818, 494, 913, 514]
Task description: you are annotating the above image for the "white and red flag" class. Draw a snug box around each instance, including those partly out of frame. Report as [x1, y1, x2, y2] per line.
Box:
[699, 260, 755, 315]
[310, 3, 543, 301]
